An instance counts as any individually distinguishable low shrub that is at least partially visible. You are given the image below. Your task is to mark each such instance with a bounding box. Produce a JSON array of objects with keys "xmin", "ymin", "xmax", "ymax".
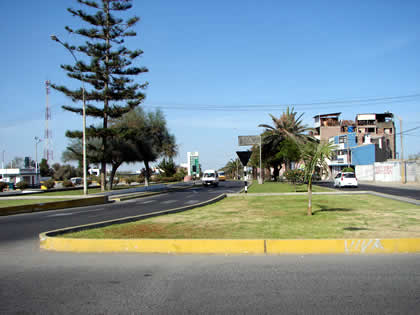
[
  {"xmin": 342, "ymin": 167, "xmax": 355, "ymax": 173},
  {"xmin": 284, "ymin": 169, "xmax": 305, "ymax": 191},
  {"xmin": 62, "ymin": 179, "xmax": 74, "ymax": 188},
  {"xmin": 44, "ymin": 179, "xmax": 56, "ymax": 189},
  {"xmin": 0, "ymin": 182, "xmax": 7, "ymax": 191},
  {"xmin": 125, "ymin": 175, "xmax": 140, "ymax": 185},
  {"xmin": 16, "ymin": 181, "xmax": 29, "ymax": 190}
]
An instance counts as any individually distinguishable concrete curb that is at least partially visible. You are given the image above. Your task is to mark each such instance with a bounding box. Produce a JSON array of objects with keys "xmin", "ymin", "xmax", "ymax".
[
  {"xmin": 227, "ymin": 191, "xmax": 372, "ymax": 197},
  {"xmin": 0, "ymin": 196, "xmax": 108, "ymax": 216},
  {"xmin": 40, "ymin": 236, "xmax": 420, "ymax": 254},
  {"xmin": 367, "ymin": 191, "xmax": 420, "ymax": 206},
  {"xmin": 227, "ymin": 191, "xmax": 420, "ymax": 205}
]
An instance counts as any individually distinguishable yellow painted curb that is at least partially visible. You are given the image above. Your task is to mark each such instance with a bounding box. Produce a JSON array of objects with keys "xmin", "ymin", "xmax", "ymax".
[
  {"xmin": 40, "ymin": 238, "xmax": 264, "ymax": 254},
  {"xmin": 266, "ymin": 238, "xmax": 420, "ymax": 254},
  {"xmin": 39, "ymin": 236, "xmax": 420, "ymax": 254}
]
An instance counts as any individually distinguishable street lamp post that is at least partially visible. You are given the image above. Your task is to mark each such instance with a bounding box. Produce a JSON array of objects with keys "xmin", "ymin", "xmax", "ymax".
[
  {"xmin": 51, "ymin": 35, "xmax": 88, "ymax": 195},
  {"xmin": 259, "ymin": 135, "xmax": 263, "ymax": 184},
  {"xmin": 397, "ymin": 116, "xmax": 405, "ymax": 184},
  {"xmin": 34, "ymin": 137, "xmax": 42, "ymax": 186}
]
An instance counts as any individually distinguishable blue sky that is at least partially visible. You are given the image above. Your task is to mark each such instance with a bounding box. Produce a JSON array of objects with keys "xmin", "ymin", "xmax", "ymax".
[{"xmin": 1, "ymin": 0, "xmax": 420, "ymax": 171}]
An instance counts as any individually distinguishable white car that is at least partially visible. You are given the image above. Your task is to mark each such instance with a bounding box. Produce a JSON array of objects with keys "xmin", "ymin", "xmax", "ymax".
[
  {"xmin": 333, "ymin": 172, "xmax": 358, "ymax": 188},
  {"xmin": 202, "ymin": 170, "xmax": 219, "ymax": 187}
]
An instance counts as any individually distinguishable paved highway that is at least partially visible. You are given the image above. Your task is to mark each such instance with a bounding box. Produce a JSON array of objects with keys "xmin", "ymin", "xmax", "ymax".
[
  {"xmin": 1, "ymin": 181, "xmax": 419, "ymax": 314},
  {"xmin": 316, "ymin": 181, "xmax": 420, "ymax": 200},
  {"xmin": 0, "ymin": 181, "xmax": 243, "ymax": 242}
]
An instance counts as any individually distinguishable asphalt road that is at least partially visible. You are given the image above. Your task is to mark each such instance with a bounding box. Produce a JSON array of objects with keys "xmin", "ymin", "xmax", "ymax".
[
  {"xmin": 1, "ymin": 180, "xmax": 420, "ymax": 314},
  {"xmin": 315, "ymin": 181, "xmax": 420, "ymax": 200},
  {"xmin": 0, "ymin": 181, "xmax": 243, "ymax": 243}
]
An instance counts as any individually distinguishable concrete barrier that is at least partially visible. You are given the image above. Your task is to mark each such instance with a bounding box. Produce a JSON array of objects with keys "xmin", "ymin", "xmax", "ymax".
[{"xmin": 0, "ymin": 196, "xmax": 108, "ymax": 216}]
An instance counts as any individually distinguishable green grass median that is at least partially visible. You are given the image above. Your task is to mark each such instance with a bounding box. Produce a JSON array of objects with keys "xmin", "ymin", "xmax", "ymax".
[
  {"xmin": 64, "ymin": 194, "xmax": 420, "ymax": 240},
  {"xmin": 41, "ymin": 188, "xmax": 102, "ymax": 196},
  {"xmin": 0, "ymin": 199, "xmax": 71, "ymax": 208},
  {"xmin": 247, "ymin": 182, "xmax": 332, "ymax": 193}
]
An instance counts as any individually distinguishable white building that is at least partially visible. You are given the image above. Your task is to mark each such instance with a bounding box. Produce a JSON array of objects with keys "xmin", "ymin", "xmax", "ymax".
[{"xmin": 0, "ymin": 168, "xmax": 40, "ymax": 186}]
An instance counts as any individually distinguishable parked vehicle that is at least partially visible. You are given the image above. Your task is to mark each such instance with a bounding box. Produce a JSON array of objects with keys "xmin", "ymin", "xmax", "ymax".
[
  {"xmin": 202, "ymin": 170, "xmax": 219, "ymax": 187},
  {"xmin": 70, "ymin": 177, "xmax": 83, "ymax": 186},
  {"xmin": 333, "ymin": 172, "xmax": 358, "ymax": 188},
  {"xmin": 218, "ymin": 171, "xmax": 226, "ymax": 181}
]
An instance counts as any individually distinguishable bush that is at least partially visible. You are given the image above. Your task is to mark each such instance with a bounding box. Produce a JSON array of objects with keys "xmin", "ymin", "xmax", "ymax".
[
  {"xmin": 16, "ymin": 181, "xmax": 29, "ymax": 190},
  {"xmin": 62, "ymin": 179, "xmax": 74, "ymax": 188},
  {"xmin": 44, "ymin": 179, "xmax": 56, "ymax": 189},
  {"xmin": 284, "ymin": 169, "xmax": 305, "ymax": 191},
  {"xmin": 124, "ymin": 176, "xmax": 139, "ymax": 185},
  {"xmin": 173, "ymin": 172, "xmax": 185, "ymax": 182},
  {"xmin": 0, "ymin": 182, "xmax": 7, "ymax": 191},
  {"xmin": 342, "ymin": 167, "xmax": 355, "ymax": 173}
]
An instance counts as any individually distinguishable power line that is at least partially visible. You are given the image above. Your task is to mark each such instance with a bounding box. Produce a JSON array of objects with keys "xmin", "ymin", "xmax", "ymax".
[
  {"xmin": 142, "ymin": 92, "xmax": 420, "ymax": 112},
  {"xmin": 396, "ymin": 126, "xmax": 420, "ymax": 135}
]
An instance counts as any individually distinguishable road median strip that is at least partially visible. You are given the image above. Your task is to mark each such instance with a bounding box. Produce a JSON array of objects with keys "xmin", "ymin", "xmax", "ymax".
[{"xmin": 40, "ymin": 191, "xmax": 420, "ymax": 255}]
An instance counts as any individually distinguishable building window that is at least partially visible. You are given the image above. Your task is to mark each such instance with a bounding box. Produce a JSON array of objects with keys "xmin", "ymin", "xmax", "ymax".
[{"xmin": 339, "ymin": 136, "xmax": 346, "ymax": 143}]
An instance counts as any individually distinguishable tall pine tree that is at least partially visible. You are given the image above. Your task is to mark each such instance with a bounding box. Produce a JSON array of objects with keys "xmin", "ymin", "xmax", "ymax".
[{"xmin": 51, "ymin": 0, "xmax": 148, "ymax": 191}]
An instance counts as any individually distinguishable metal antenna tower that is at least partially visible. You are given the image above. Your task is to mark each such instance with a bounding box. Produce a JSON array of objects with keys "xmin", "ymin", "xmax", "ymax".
[{"xmin": 44, "ymin": 80, "xmax": 53, "ymax": 161}]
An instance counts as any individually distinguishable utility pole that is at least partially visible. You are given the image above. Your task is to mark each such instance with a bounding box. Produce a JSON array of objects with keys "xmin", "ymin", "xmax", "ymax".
[
  {"xmin": 259, "ymin": 135, "xmax": 263, "ymax": 184},
  {"xmin": 398, "ymin": 116, "xmax": 405, "ymax": 184},
  {"xmin": 35, "ymin": 137, "xmax": 42, "ymax": 186},
  {"xmin": 51, "ymin": 35, "xmax": 88, "ymax": 195}
]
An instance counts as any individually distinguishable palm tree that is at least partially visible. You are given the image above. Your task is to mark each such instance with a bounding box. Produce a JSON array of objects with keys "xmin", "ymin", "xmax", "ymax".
[
  {"xmin": 301, "ymin": 141, "xmax": 336, "ymax": 215},
  {"xmin": 259, "ymin": 107, "xmax": 313, "ymax": 143},
  {"xmin": 259, "ymin": 107, "xmax": 313, "ymax": 170},
  {"xmin": 223, "ymin": 158, "xmax": 242, "ymax": 179}
]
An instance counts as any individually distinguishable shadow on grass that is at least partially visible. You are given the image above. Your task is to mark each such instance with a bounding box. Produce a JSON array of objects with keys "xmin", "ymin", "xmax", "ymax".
[
  {"xmin": 343, "ymin": 227, "xmax": 369, "ymax": 231},
  {"xmin": 313, "ymin": 204, "xmax": 352, "ymax": 215}
]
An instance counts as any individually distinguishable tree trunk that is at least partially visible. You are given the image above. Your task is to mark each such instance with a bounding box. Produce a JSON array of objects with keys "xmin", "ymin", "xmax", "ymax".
[
  {"xmin": 109, "ymin": 162, "xmax": 121, "ymax": 191},
  {"xmin": 144, "ymin": 160, "xmax": 150, "ymax": 187},
  {"xmin": 307, "ymin": 180, "xmax": 313, "ymax": 216},
  {"xmin": 101, "ymin": 162, "xmax": 106, "ymax": 192},
  {"xmin": 273, "ymin": 165, "xmax": 280, "ymax": 181}
]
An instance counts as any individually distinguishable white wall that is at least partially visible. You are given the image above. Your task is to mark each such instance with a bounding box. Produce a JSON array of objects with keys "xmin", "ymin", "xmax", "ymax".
[
  {"xmin": 356, "ymin": 161, "xmax": 419, "ymax": 183},
  {"xmin": 355, "ymin": 165, "xmax": 374, "ymax": 181},
  {"xmin": 374, "ymin": 162, "xmax": 400, "ymax": 182}
]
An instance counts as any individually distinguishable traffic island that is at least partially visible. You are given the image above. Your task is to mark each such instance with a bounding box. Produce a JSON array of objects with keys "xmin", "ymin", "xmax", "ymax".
[{"xmin": 40, "ymin": 193, "xmax": 420, "ymax": 254}]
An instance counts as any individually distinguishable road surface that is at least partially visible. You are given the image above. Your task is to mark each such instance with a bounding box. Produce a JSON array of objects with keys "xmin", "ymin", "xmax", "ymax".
[
  {"xmin": 1, "ymin": 181, "xmax": 419, "ymax": 314},
  {"xmin": 315, "ymin": 181, "xmax": 420, "ymax": 200}
]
